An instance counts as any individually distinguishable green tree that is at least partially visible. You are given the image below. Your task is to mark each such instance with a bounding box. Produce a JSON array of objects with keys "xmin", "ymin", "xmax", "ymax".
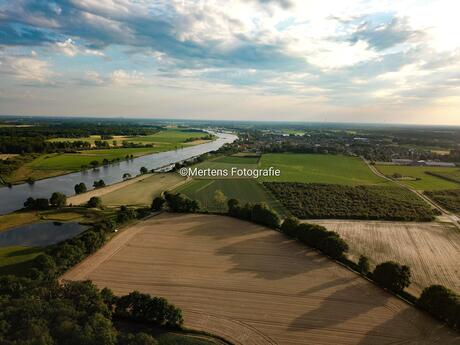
[
  {"xmin": 50, "ymin": 192, "xmax": 67, "ymax": 208},
  {"xmin": 280, "ymin": 217, "xmax": 300, "ymax": 237},
  {"xmin": 213, "ymin": 189, "xmax": 227, "ymax": 212},
  {"xmin": 140, "ymin": 166, "xmax": 148, "ymax": 174},
  {"xmin": 87, "ymin": 196, "xmax": 102, "ymax": 209},
  {"xmin": 74, "ymin": 182, "xmax": 87, "ymax": 195},
  {"xmin": 373, "ymin": 261, "xmax": 411, "ymax": 293},
  {"xmin": 416, "ymin": 285, "xmax": 460, "ymax": 330}
]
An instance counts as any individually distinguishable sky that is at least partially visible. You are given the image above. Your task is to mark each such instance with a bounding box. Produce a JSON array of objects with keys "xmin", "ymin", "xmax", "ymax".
[{"xmin": 0, "ymin": 0, "xmax": 459, "ymax": 125}]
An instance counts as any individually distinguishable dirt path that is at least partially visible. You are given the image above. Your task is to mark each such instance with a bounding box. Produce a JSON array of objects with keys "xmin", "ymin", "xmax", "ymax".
[{"xmin": 62, "ymin": 213, "xmax": 459, "ymax": 345}]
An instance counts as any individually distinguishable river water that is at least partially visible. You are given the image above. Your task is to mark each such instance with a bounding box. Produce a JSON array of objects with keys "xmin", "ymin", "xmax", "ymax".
[{"xmin": 0, "ymin": 132, "xmax": 236, "ymax": 215}]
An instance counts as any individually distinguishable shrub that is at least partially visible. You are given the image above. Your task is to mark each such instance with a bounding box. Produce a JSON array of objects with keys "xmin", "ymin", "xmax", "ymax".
[
  {"xmin": 151, "ymin": 196, "xmax": 165, "ymax": 211},
  {"xmin": 93, "ymin": 179, "xmax": 106, "ymax": 188},
  {"xmin": 87, "ymin": 196, "xmax": 102, "ymax": 209},
  {"xmin": 250, "ymin": 203, "xmax": 280, "ymax": 229},
  {"xmin": 358, "ymin": 255, "xmax": 370, "ymax": 274},
  {"xmin": 280, "ymin": 217, "xmax": 300, "ymax": 237},
  {"xmin": 164, "ymin": 192, "xmax": 200, "ymax": 213},
  {"xmin": 417, "ymin": 285, "xmax": 460, "ymax": 330},
  {"xmin": 373, "ymin": 261, "xmax": 411, "ymax": 293},
  {"xmin": 317, "ymin": 234, "xmax": 349, "ymax": 259}
]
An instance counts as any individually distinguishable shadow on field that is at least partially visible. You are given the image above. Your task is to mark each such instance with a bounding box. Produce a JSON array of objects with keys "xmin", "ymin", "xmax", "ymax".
[
  {"xmin": 218, "ymin": 233, "xmax": 330, "ymax": 280},
  {"xmin": 356, "ymin": 307, "xmax": 460, "ymax": 345},
  {"xmin": 288, "ymin": 284, "xmax": 391, "ymax": 333}
]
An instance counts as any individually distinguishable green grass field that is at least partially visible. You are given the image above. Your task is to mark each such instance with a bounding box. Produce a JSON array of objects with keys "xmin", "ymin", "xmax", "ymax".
[
  {"xmin": 175, "ymin": 179, "xmax": 286, "ymax": 216},
  {"xmin": 101, "ymin": 173, "xmax": 186, "ymax": 206},
  {"xmin": 376, "ymin": 165, "xmax": 460, "ymax": 190},
  {"xmin": 0, "ymin": 246, "xmax": 43, "ymax": 275},
  {"xmin": 125, "ymin": 129, "xmax": 210, "ymax": 145},
  {"xmin": 28, "ymin": 147, "xmax": 160, "ymax": 171},
  {"xmin": 192, "ymin": 155, "xmax": 259, "ymax": 178},
  {"xmin": 259, "ymin": 153, "xmax": 387, "ymax": 185},
  {"xmin": 25, "ymin": 129, "xmax": 213, "ymax": 176}
]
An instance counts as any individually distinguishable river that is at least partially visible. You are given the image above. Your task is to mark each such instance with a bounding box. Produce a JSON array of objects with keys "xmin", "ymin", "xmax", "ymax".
[{"xmin": 0, "ymin": 132, "xmax": 237, "ymax": 215}]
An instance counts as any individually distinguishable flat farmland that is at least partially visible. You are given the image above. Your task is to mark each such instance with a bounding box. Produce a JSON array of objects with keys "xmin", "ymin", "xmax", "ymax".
[
  {"xmin": 310, "ymin": 219, "xmax": 460, "ymax": 296},
  {"xmin": 174, "ymin": 179, "xmax": 286, "ymax": 215},
  {"xmin": 62, "ymin": 214, "xmax": 458, "ymax": 345},
  {"xmin": 101, "ymin": 173, "xmax": 186, "ymax": 206},
  {"xmin": 260, "ymin": 154, "xmax": 388, "ymax": 185},
  {"xmin": 376, "ymin": 164, "xmax": 460, "ymax": 190}
]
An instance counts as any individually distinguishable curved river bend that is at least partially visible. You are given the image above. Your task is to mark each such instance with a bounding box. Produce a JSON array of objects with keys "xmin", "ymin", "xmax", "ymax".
[{"xmin": 0, "ymin": 132, "xmax": 236, "ymax": 215}]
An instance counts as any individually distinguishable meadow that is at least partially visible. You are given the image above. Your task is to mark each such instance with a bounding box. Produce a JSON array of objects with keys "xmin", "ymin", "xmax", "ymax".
[
  {"xmin": 192, "ymin": 155, "xmax": 260, "ymax": 178},
  {"xmin": 61, "ymin": 213, "xmax": 458, "ymax": 345},
  {"xmin": 376, "ymin": 164, "xmax": 460, "ymax": 190},
  {"xmin": 174, "ymin": 178, "xmax": 286, "ymax": 215},
  {"xmin": 0, "ymin": 246, "xmax": 43, "ymax": 275},
  {"xmin": 259, "ymin": 153, "xmax": 387, "ymax": 185}
]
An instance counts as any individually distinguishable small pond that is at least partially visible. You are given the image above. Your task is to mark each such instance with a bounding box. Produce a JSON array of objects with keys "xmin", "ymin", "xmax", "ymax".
[{"xmin": 0, "ymin": 222, "xmax": 87, "ymax": 247}]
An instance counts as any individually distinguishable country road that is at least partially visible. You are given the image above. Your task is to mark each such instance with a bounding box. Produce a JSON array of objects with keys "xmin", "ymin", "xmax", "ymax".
[{"xmin": 362, "ymin": 157, "xmax": 460, "ymax": 229}]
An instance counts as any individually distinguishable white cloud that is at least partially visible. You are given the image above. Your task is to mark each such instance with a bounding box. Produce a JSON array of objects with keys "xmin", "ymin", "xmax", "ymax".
[{"xmin": 55, "ymin": 39, "xmax": 104, "ymax": 57}]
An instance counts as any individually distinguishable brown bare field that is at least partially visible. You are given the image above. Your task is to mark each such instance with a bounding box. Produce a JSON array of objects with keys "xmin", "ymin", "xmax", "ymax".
[
  {"xmin": 101, "ymin": 173, "xmax": 186, "ymax": 206},
  {"xmin": 62, "ymin": 214, "xmax": 459, "ymax": 345},
  {"xmin": 310, "ymin": 220, "xmax": 460, "ymax": 296},
  {"xmin": 0, "ymin": 154, "xmax": 18, "ymax": 160},
  {"xmin": 67, "ymin": 174, "xmax": 153, "ymax": 206}
]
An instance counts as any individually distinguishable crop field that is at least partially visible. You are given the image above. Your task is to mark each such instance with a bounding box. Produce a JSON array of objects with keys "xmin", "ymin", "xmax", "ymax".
[
  {"xmin": 61, "ymin": 213, "xmax": 458, "ymax": 345},
  {"xmin": 259, "ymin": 154, "xmax": 387, "ymax": 185},
  {"xmin": 376, "ymin": 164, "xmax": 460, "ymax": 190},
  {"xmin": 425, "ymin": 189, "xmax": 460, "ymax": 214},
  {"xmin": 174, "ymin": 179, "xmax": 286, "ymax": 215},
  {"xmin": 310, "ymin": 219, "xmax": 460, "ymax": 296},
  {"xmin": 101, "ymin": 173, "xmax": 186, "ymax": 206},
  {"xmin": 265, "ymin": 182, "xmax": 436, "ymax": 221}
]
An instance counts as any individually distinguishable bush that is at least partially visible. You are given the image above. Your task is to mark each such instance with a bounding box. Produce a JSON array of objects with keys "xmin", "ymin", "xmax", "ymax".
[
  {"xmin": 250, "ymin": 203, "xmax": 280, "ymax": 229},
  {"xmin": 280, "ymin": 217, "xmax": 300, "ymax": 237},
  {"xmin": 140, "ymin": 166, "xmax": 148, "ymax": 174},
  {"xmin": 417, "ymin": 285, "xmax": 460, "ymax": 330},
  {"xmin": 373, "ymin": 261, "xmax": 411, "ymax": 293},
  {"xmin": 317, "ymin": 234, "xmax": 349, "ymax": 259},
  {"xmin": 164, "ymin": 192, "xmax": 200, "ymax": 213},
  {"xmin": 87, "ymin": 196, "xmax": 102, "ymax": 209},
  {"xmin": 93, "ymin": 179, "xmax": 106, "ymax": 188},
  {"xmin": 117, "ymin": 206, "xmax": 138, "ymax": 223},
  {"xmin": 151, "ymin": 196, "xmax": 165, "ymax": 211},
  {"xmin": 358, "ymin": 255, "xmax": 370, "ymax": 274}
]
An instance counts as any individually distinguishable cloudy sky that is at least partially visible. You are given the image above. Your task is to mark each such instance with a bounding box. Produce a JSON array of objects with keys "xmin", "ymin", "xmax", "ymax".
[{"xmin": 0, "ymin": 0, "xmax": 459, "ymax": 125}]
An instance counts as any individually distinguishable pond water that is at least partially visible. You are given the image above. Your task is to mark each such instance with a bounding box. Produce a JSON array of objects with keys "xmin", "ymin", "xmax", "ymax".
[
  {"xmin": 0, "ymin": 132, "xmax": 237, "ymax": 215},
  {"xmin": 0, "ymin": 221, "xmax": 87, "ymax": 247}
]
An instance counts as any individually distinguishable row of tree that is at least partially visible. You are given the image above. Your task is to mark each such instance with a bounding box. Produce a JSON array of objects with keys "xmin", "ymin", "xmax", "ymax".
[
  {"xmin": 24, "ymin": 192, "xmax": 67, "ymax": 210},
  {"xmin": 280, "ymin": 217, "xmax": 349, "ymax": 259},
  {"xmin": 227, "ymin": 199, "xmax": 280, "ymax": 229}
]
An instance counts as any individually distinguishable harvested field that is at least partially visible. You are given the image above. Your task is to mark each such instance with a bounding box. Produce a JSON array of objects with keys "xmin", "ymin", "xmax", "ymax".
[
  {"xmin": 62, "ymin": 213, "xmax": 458, "ymax": 345},
  {"xmin": 310, "ymin": 219, "xmax": 460, "ymax": 296}
]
